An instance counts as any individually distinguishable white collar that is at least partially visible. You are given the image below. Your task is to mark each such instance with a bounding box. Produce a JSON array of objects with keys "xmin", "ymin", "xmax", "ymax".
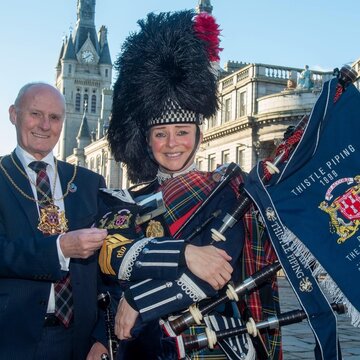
[
  {"xmin": 156, "ymin": 163, "xmax": 198, "ymax": 185},
  {"xmin": 15, "ymin": 145, "xmax": 55, "ymax": 171}
]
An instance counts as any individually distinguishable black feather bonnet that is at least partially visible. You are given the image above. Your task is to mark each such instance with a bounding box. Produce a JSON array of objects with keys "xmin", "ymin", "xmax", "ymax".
[{"xmin": 108, "ymin": 10, "xmax": 221, "ymax": 183}]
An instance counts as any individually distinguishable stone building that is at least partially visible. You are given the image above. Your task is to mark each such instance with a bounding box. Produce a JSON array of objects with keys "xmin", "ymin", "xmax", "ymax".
[
  {"xmin": 56, "ymin": 0, "xmax": 112, "ymax": 162},
  {"xmin": 196, "ymin": 63, "xmax": 333, "ymax": 173},
  {"xmin": 60, "ymin": 0, "xmax": 357, "ymax": 188}
]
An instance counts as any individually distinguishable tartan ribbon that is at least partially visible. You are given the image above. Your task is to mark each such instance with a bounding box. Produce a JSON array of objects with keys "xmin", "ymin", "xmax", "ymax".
[{"xmin": 28, "ymin": 161, "xmax": 74, "ymax": 327}]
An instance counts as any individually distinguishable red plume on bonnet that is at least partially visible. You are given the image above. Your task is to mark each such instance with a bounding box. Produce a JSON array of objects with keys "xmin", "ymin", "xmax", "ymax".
[{"xmin": 193, "ymin": 12, "xmax": 222, "ymax": 62}]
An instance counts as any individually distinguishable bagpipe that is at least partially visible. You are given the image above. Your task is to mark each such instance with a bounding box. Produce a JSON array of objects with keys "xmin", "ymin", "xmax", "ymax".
[
  {"xmin": 97, "ymin": 65, "xmax": 358, "ymax": 359},
  {"xmin": 159, "ymin": 64, "xmax": 358, "ymax": 359},
  {"xmin": 178, "ymin": 303, "xmax": 347, "ymax": 354}
]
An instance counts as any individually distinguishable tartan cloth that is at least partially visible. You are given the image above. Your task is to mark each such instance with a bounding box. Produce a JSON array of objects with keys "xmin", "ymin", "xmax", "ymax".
[
  {"xmin": 160, "ymin": 170, "xmax": 242, "ymax": 359},
  {"xmin": 159, "ymin": 169, "xmax": 281, "ymax": 359},
  {"xmin": 161, "ymin": 170, "xmax": 241, "ymax": 236},
  {"xmin": 29, "ymin": 161, "xmax": 52, "ymax": 206},
  {"xmin": 161, "ymin": 170, "xmax": 215, "ymax": 235},
  {"xmin": 28, "ymin": 161, "xmax": 74, "ymax": 327},
  {"xmin": 240, "ymin": 205, "xmax": 282, "ymax": 360}
]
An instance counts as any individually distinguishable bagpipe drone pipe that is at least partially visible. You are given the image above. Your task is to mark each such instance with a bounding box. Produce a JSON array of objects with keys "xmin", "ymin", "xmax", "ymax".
[
  {"xmin": 160, "ymin": 65, "xmax": 358, "ymax": 360},
  {"xmin": 177, "ymin": 303, "xmax": 347, "ymax": 356},
  {"xmin": 98, "ymin": 292, "xmax": 118, "ymax": 360}
]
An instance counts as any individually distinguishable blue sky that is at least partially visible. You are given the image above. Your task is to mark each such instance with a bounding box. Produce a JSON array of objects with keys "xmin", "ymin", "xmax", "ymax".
[{"xmin": 1, "ymin": 0, "xmax": 360, "ymax": 155}]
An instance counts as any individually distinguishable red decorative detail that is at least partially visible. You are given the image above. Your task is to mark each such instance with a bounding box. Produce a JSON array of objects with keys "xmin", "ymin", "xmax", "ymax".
[
  {"xmin": 334, "ymin": 189, "xmax": 360, "ymax": 221},
  {"xmin": 193, "ymin": 12, "xmax": 222, "ymax": 62},
  {"xmin": 334, "ymin": 84, "xmax": 343, "ymax": 103},
  {"xmin": 262, "ymin": 128, "xmax": 304, "ymax": 181}
]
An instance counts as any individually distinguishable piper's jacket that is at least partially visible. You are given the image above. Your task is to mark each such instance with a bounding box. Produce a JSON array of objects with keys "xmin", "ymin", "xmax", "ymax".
[{"xmin": 98, "ymin": 165, "xmax": 254, "ymax": 359}]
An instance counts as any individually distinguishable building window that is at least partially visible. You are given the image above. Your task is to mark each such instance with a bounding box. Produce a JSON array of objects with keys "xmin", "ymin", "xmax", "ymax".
[
  {"xmin": 105, "ymin": 68, "xmax": 109, "ymax": 77},
  {"xmin": 206, "ymin": 115, "xmax": 217, "ymax": 129},
  {"xmin": 237, "ymin": 90, "xmax": 246, "ymax": 117},
  {"xmin": 68, "ymin": 64, "xmax": 72, "ymax": 75},
  {"xmin": 236, "ymin": 146, "xmax": 245, "ymax": 167},
  {"xmin": 83, "ymin": 93, "xmax": 89, "ymax": 111},
  {"xmin": 208, "ymin": 154, "xmax": 216, "ymax": 171},
  {"xmin": 196, "ymin": 158, "xmax": 203, "ymax": 171},
  {"xmin": 102, "ymin": 152, "xmax": 108, "ymax": 177},
  {"xmin": 221, "ymin": 150, "xmax": 230, "ymax": 164},
  {"xmin": 96, "ymin": 155, "xmax": 101, "ymax": 174},
  {"xmin": 223, "ymin": 98, "xmax": 231, "ymax": 123},
  {"xmin": 75, "ymin": 93, "xmax": 81, "ymax": 112},
  {"xmin": 91, "ymin": 95, "xmax": 96, "ymax": 113}
]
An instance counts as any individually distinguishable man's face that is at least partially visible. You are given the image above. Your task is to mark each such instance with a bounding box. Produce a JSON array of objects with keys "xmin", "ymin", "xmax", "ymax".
[{"xmin": 9, "ymin": 84, "xmax": 65, "ymax": 160}]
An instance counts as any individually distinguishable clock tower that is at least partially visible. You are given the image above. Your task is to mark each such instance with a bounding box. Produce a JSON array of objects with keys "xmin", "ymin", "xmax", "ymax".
[{"xmin": 56, "ymin": 0, "xmax": 112, "ymax": 160}]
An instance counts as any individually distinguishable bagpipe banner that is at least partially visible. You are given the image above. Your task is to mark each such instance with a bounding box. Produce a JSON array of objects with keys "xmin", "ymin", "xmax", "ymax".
[{"xmin": 245, "ymin": 77, "xmax": 360, "ymax": 360}]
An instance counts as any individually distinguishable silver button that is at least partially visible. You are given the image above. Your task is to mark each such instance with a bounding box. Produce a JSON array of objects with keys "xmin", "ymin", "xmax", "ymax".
[
  {"xmin": 142, "ymin": 247, "xmax": 149, "ymax": 254},
  {"xmin": 176, "ymin": 293, "xmax": 183, "ymax": 300},
  {"xmin": 135, "ymin": 261, "xmax": 142, "ymax": 268},
  {"xmin": 165, "ymin": 282, "xmax": 173, "ymax": 288}
]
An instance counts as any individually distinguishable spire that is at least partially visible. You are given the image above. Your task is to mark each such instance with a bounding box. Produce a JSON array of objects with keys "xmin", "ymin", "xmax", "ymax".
[
  {"xmin": 73, "ymin": 0, "xmax": 99, "ymax": 54},
  {"xmin": 196, "ymin": 0, "xmax": 213, "ymax": 14},
  {"xmin": 98, "ymin": 26, "xmax": 112, "ymax": 64},
  {"xmin": 77, "ymin": 102, "xmax": 91, "ymax": 148},
  {"xmin": 63, "ymin": 35, "xmax": 77, "ymax": 60},
  {"xmin": 76, "ymin": 0, "xmax": 96, "ymax": 24},
  {"xmin": 56, "ymin": 39, "xmax": 65, "ymax": 68}
]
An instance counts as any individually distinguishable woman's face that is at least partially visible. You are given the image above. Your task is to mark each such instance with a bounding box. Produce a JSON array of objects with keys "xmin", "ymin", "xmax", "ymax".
[{"xmin": 148, "ymin": 123, "xmax": 201, "ymax": 173}]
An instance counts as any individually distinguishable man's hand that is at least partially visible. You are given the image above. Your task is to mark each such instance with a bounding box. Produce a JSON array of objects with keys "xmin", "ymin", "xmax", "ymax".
[
  {"xmin": 60, "ymin": 228, "xmax": 107, "ymax": 258},
  {"xmin": 185, "ymin": 244, "xmax": 233, "ymax": 290},
  {"xmin": 86, "ymin": 341, "xmax": 108, "ymax": 360},
  {"xmin": 115, "ymin": 297, "xmax": 139, "ymax": 340}
]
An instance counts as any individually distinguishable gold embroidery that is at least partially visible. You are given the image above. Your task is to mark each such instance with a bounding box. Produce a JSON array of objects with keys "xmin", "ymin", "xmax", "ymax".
[{"xmin": 146, "ymin": 220, "xmax": 164, "ymax": 237}]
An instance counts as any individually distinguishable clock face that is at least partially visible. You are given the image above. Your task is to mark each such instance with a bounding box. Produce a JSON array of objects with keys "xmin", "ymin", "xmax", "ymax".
[{"xmin": 82, "ymin": 50, "xmax": 95, "ymax": 63}]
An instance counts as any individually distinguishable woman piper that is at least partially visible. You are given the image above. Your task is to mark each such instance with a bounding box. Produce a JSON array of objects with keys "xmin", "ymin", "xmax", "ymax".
[{"xmin": 99, "ymin": 10, "xmax": 281, "ymax": 360}]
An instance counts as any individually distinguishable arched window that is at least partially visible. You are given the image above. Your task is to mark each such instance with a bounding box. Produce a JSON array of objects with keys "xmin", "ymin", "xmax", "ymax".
[
  {"xmin": 75, "ymin": 93, "xmax": 81, "ymax": 112},
  {"xmin": 105, "ymin": 69, "xmax": 109, "ymax": 77},
  {"xmin": 83, "ymin": 94, "xmax": 89, "ymax": 111},
  {"xmin": 91, "ymin": 95, "xmax": 96, "ymax": 113}
]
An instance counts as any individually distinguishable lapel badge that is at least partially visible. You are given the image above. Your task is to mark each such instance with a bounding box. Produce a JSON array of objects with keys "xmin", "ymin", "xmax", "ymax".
[
  {"xmin": 146, "ymin": 220, "xmax": 164, "ymax": 237},
  {"xmin": 69, "ymin": 183, "xmax": 77, "ymax": 193}
]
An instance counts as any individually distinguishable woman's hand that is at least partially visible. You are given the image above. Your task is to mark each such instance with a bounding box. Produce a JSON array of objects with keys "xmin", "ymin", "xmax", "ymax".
[
  {"xmin": 114, "ymin": 297, "xmax": 139, "ymax": 340},
  {"xmin": 185, "ymin": 244, "xmax": 233, "ymax": 290}
]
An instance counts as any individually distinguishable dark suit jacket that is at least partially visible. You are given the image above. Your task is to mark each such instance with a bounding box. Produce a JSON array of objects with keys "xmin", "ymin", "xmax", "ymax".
[{"xmin": 0, "ymin": 152, "xmax": 107, "ymax": 359}]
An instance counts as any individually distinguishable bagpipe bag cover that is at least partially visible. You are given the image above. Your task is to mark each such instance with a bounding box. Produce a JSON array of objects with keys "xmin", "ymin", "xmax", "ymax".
[{"xmin": 245, "ymin": 78, "xmax": 360, "ymax": 359}]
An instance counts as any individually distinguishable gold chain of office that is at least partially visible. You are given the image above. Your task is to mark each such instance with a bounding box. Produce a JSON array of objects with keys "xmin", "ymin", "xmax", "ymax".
[
  {"xmin": 0, "ymin": 154, "xmax": 78, "ymax": 234},
  {"xmin": 0, "ymin": 153, "xmax": 77, "ymax": 203}
]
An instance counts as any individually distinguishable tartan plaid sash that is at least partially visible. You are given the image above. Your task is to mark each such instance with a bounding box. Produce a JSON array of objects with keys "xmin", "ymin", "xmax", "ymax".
[
  {"xmin": 29, "ymin": 161, "xmax": 74, "ymax": 327},
  {"xmin": 161, "ymin": 171, "xmax": 215, "ymax": 236}
]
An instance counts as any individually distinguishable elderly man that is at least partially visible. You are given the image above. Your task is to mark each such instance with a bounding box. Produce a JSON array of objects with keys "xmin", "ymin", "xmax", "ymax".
[{"xmin": 0, "ymin": 82, "xmax": 110, "ymax": 359}]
